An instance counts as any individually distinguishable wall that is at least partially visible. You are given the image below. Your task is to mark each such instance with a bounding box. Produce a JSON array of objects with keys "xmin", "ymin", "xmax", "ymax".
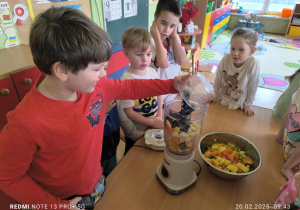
[
  {"xmin": 7, "ymin": 0, "xmax": 91, "ymax": 45},
  {"xmin": 149, "ymin": 1, "xmax": 158, "ymax": 29},
  {"xmin": 90, "ymin": 0, "xmax": 105, "ymax": 29},
  {"xmin": 228, "ymin": 14, "xmax": 289, "ymax": 34}
]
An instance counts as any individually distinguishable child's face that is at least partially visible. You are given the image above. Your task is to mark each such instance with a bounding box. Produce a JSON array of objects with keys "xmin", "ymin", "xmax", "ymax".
[
  {"xmin": 155, "ymin": 11, "xmax": 179, "ymax": 40},
  {"xmin": 124, "ymin": 46, "xmax": 153, "ymax": 71},
  {"xmin": 230, "ymin": 37, "xmax": 256, "ymax": 68},
  {"xmin": 67, "ymin": 61, "xmax": 108, "ymax": 93}
]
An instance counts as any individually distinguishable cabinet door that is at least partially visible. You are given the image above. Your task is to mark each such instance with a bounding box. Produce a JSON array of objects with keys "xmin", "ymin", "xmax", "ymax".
[
  {"xmin": 0, "ymin": 76, "xmax": 19, "ymax": 131},
  {"xmin": 12, "ymin": 66, "xmax": 41, "ymax": 101}
]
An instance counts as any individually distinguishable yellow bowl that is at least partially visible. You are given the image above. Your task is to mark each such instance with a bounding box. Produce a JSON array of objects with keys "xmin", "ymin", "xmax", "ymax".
[{"xmin": 198, "ymin": 132, "xmax": 262, "ymax": 180}]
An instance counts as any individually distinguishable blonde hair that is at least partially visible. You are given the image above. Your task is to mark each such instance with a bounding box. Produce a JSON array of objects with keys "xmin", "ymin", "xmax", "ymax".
[
  {"xmin": 121, "ymin": 27, "xmax": 155, "ymax": 51},
  {"xmin": 231, "ymin": 28, "xmax": 258, "ymax": 49}
]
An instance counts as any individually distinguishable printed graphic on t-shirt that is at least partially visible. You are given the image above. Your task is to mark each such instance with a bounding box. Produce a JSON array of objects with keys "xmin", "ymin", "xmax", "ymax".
[
  {"xmin": 221, "ymin": 70, "xmax": 243, "ymax": 102},
  {"xmin": 287, "ymin": 104, "xmax": 300, "ymax": 142},
  {"xmin": 133, "ymin": 96, "xmax": 158, "ymax": 118},
  {"xmin": 86, "ymin": 94, "xmax": 103, "ymax": 128},
  {"xmin": 167, "ymin": 52, "xmax": 175, "ymax": 65},
  {"xmin": 283, "ymin": 103, "xmax": 300, "ymax": 173}
]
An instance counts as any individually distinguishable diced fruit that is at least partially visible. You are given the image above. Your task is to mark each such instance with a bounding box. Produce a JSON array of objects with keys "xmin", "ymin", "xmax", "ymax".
[
  {"xmin": 211, "ymin": 159, "xmax": 220, "ymax": 167},
  {"xmin": 243, "ymin": 156, "xmax": 253, "ymax": 165},
  {"xmin": 226, "ymin": 164, "xmax": 238, "ymax": 173},
  {"xmin": 212, "ymin": 144, "xmax": 218, "ymax": 150},
  {"xmin": 224, "ymin": 159, "xmax": 231, "ymax": 166},
  {"xmin": 228, "ymin": 142, "xmax": 235, "ymax": 148},
  {"xmin": 202, "ymin": 141, "xmax": 254, "ymax": 174},
  {"xmin": 237, "ymin": 162, "xmax": 250, "ymax": 173},
  {"xmin": 166, "ymin": 120, "xmax": 171, "ymax": 128},
  {"xmin": 218, "ymin": 146, "xmax": 226, "ymax": 154}
]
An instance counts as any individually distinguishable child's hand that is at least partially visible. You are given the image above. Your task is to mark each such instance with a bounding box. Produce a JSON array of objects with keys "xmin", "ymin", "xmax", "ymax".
[
  {"xmin": 105, "ymin": 100, "xmax": 116, "ymax": 114},
  {"xmin": 150, "ymin": 21, "xmax": 161, "ymax": 41},
  {"xmin": 208, "ymin": 97, "xmax": 217, "ymax": 103},
  {"xmin": 150, "ymin": 117, "xmax": 164, "ymax": 129},
  {"xmin": 281, "ymin": 167, "xmax": 295, "ymax": 180},
  {"xmin": 174, "ymin": 74, "xmax": 192, "ymax": 91},
  {"xmin": 276, "ymin": 132, "xmax": 284, "ymax": 144},
  {"xmin": 68, "ymin": 197, "xmax": 82, "ymax": 210},
  {"xmin": 170, "ymin": 23, "xmax": 178, "ymax": 40},
  {"xmin": 243, "ymin": 106, "xmax": 255, "ymax": 116}
]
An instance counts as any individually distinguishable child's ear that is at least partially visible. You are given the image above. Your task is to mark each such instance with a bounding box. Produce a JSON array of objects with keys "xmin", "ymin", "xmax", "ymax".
[
  {"xmin": 250, "ymin": 47, "xmax": 257, "ymax": 56},
  {"xmin": 123, "ymin": 49, "xmax": 129, "ymax": 58},
  {"xmin": 53, "ymin": 62, "xmax": 69, "ymax": 81}
]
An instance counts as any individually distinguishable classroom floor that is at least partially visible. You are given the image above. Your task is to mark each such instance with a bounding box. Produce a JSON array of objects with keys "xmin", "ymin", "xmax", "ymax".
[{"xmin": 115, "ymin": 86, "xmax": 283, "ymax": 164}]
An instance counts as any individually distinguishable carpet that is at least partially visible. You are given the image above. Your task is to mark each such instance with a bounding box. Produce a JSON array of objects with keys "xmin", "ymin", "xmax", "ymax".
[{"xmin": 199, "ymin": 30, "xmax": 300, "ymax": 91}]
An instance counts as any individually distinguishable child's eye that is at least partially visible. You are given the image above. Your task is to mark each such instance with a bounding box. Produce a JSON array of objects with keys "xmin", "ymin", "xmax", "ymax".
[
  {"xmin": 239, "ymin": 49, "xmax": 244, "ymax": 52},
  {"xmin": 231, "ymin": 48, "xmax": 235, "ymax": 51},
  {"xmin": 136, "ymin": 54, "xmax": 142, "ymax": 56}
]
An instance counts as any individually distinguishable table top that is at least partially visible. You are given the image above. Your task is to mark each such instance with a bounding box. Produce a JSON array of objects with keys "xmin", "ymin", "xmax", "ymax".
[
  {"xmin": 96, "ymin": 103, "xmax": 285, "ymax": 210},
  {"xmin": 178, "ymin": 29, "xmax": 202, "ymax": 38},
  {"xmin": 184, "ymin": 42, "xmax": 200, "ymax": 51}
]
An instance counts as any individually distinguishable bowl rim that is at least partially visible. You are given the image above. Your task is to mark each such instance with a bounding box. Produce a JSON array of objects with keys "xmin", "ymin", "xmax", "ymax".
[{"xmin": 198, "ymin": 132, "xmax": 262, "ymax": 176}]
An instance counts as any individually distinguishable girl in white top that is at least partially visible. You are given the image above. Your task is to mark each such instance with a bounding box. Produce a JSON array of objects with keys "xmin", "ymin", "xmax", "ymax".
[{"xmin": 208, "ymin": 28, "xmax": 260, "ymax": 116}]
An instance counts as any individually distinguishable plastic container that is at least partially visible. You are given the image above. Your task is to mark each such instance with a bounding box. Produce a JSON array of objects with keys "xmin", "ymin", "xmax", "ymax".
[
  {"xmin": 163, "ymin": 73, "xmax": 215, "ymax": 155},
  {"xmin": 207, "ymin": 2, "xmax": 214, "ymax": 13},
  {"xmin": 288, "ymin": 26, "xmax": 300, "ymax": 36},
  {"xmin": 281, "ymin": 8, "xmax": 292, "ymax": 18}
]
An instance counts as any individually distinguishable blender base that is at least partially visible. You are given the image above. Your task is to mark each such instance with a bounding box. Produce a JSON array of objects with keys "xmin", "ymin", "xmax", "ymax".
[{"xmin": 156, "ymin": 165, "xmax": 197, "ymax": 195}]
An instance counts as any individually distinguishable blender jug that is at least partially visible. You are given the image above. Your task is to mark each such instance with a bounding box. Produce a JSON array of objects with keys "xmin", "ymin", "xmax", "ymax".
[
  {"xmin": 164, "ymin": 72, "xmax": 213, "ymax": 155},
  {"xmin": 156, "ymin": 73, "xmax": 214, "ymax": 194}
]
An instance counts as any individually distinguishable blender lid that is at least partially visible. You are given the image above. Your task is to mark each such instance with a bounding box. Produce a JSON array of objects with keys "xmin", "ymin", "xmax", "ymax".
[
  {"xmin": 145, "ymin": 129, "xmax": 165, "ymax": 151},
  {"xmin": 178, "ymin": 72, "xmax": 215, "ymax": 107}
]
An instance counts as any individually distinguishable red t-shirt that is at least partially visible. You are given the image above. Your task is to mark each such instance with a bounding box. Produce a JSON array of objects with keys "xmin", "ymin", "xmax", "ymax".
[{"xmin": 0, "ymin": 76, "xmax": 177, "ymax": 207}]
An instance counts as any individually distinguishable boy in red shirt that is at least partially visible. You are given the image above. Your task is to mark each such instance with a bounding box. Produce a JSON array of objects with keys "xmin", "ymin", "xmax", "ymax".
[{"xmin": 0, "ymin": 7, "xmax": 189, "ymax": 209}]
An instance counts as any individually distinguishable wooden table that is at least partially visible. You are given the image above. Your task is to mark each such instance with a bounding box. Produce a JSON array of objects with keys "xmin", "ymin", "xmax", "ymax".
[{"xmin": 96, "ymin": 103, "xmax": 285, "ymax": 210}]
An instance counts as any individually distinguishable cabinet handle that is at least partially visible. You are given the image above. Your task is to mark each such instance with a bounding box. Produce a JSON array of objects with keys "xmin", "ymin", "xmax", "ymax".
[
  {"xmin": 23, "ymin": 78, "xmax": 32, "ymax": 85},
  {"xmin": 1, "ymin": 88, "xmax": 10, "ymax": 96}
]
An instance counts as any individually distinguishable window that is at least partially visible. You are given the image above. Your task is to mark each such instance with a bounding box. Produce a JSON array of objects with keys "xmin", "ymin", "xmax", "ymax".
[{"xmin": 235, "ymin": 0, "xmax": 297, "ymax": 14}]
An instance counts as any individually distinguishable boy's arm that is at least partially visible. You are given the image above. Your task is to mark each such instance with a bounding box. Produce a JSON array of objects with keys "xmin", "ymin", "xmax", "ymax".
[
  {"xmin": 150, "ymin": 21, "xmax": 169, "ymax": 69},
  {"xmin": 170, "ymin": 27, "xmax": 187, "ymax": 65},
  {"xmin": 124, "ymin": 107, "xmax": 163, "ymax": 129},
  {"xmin": 156, "ymin": 95, "xmax": 163, "ymax": 119},
  {"xmin": 117, "ymin": 101, "xmax": 143, "ymax": 141}
]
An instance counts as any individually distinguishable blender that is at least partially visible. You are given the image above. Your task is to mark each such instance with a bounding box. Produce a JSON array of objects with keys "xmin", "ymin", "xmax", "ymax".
[{"xmin": 156, "ymin": 73, "xmax": 214, "ymax": 194}]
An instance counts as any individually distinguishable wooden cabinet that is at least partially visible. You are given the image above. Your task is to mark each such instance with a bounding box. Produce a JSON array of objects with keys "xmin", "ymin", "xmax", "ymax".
[
  {"xmin": 285, "ymin": 3, "xmax": 300, "ymax": 39},
  {"xmin": 12, "ymin": 66, "xmax": 41, "ymax": 101},
  {"xmin": 194, "ymin": 0, "xmax": 232, "ymax": 49},
  {"xmin": 0, "ymin": 67, "xmax": 41, "ymax": 131},
  {"xmin": 0, "ymin": 76, "xmax": 20, "ymax": 130}
]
